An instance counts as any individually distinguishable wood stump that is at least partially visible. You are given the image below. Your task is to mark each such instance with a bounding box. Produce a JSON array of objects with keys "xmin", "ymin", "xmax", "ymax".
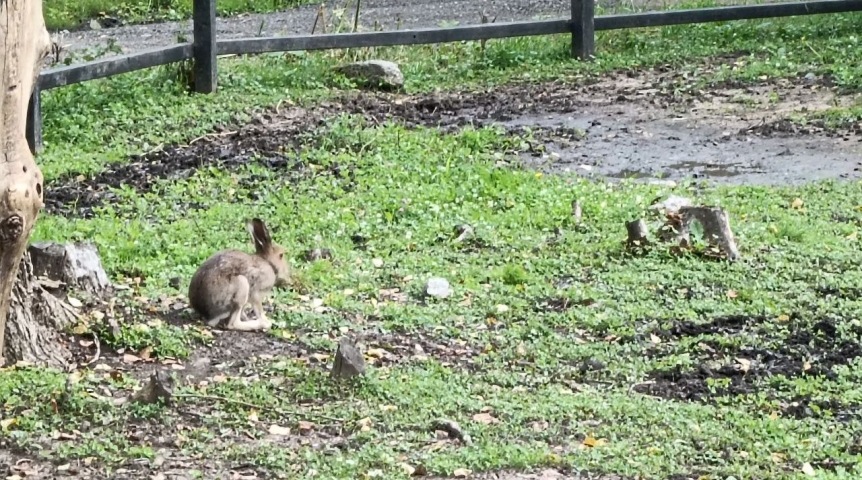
[{"xmin": 3, "ymin": 242, "xmax": 111, "ymax": 367}]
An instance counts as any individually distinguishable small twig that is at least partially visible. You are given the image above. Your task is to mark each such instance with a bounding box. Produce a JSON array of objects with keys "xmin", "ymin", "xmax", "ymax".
[
  {"xmin": 187, "ymin": 130, "xmax": 238, "ymax": 146},
  {"xmin": 85, "ymin": 333, "xmax": 101, "ymax": 366},
  {"xmin": 173, "ymin": 393, "xmax": 346, "ymax": 422}
]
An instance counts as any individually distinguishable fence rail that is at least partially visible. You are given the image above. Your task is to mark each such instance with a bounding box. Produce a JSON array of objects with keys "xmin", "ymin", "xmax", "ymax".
[{"xmin": 26, "ymin": 0, "xmax": 862, "ymax": 153}]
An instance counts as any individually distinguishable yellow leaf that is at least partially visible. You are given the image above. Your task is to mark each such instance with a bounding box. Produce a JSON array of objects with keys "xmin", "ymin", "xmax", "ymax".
[
  {"xmin": 1, "ymin": 417, "xmax": 17, "ymax": 430},
  {"xmin": 582, "ymin": 435, "xmax": 606, "ymax": 447},
  {"xmin": 248, "ymin": 410, "xmax": 259, "ymax": 422},
  {"xmin": 801, "ymin": 462, "xmax": 816, "ymax": 476},
  {"xmin": 379, "ymin": 405, "xmax": 398, "ymax": 412},
  {"xmin": 846, "ymin": 231, "xmax": 858, "ymax": 240},
  {"xmin": 365, "ymin": 348, "xmax": 387, "ymax": 359},
  {"xmin": 726, "ymin": 289, "xmax": 739, "ymax": 299},
  {"xmin": 777, "ymin": 314, "xmax": 790, "ymax": 322},
  {"xmin": 791, "ymin": 198, "xmax": 804, "ymax": 210}
]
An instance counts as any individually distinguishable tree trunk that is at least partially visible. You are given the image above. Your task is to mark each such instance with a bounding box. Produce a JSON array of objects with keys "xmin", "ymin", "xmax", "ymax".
[
  {"xmin": 3, "ymin": 251, "xmax": 78, "ymax": 367},
  {"xmin": 0, "ymin": 1, "xmax": 52, "ymax": 365}
]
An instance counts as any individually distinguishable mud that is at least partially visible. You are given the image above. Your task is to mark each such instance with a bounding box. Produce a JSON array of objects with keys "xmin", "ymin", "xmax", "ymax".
[
  {"xmin": 634, "ymin": 314, "xmax": 862, "ymax": 420},
  {"xmin": 44, "ymin": 71, "xmax": 862, "ymax": 218}
]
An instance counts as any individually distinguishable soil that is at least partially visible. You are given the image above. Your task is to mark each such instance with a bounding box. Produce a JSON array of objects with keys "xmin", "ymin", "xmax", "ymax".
[
  {"xmin": 634, "ymin": 314, "xmax": 862, "ymax": 420},
  {"xmin": 44, "ymin": 68, "xmax": 862, "ymax": 217}
]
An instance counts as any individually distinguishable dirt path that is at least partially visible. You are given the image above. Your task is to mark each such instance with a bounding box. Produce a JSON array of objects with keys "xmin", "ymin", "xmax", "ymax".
[{"xmin": 56, "ymin": 0, "xmax": 570, "ymax": 60}]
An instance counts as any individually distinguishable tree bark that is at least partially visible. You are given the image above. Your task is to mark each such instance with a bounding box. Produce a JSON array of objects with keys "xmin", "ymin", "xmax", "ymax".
[
  {"xmin": 0, "ymin": 1, "xmax": 52, "ymax": 365},
  {"xmin": 3, "ymin": 251, "xmax": 78, "ymax": 367}
]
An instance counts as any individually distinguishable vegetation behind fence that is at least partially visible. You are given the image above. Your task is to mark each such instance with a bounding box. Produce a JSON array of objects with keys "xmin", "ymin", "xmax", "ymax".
[{"xmin": 25, "ymin": 0, "xmax": 862, "ymax": 153}]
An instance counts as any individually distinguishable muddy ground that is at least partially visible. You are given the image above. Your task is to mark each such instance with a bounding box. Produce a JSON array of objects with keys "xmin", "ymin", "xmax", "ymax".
[{"xmin": 44, "ymin": 65, "xmax": 862, "ymax": 218}]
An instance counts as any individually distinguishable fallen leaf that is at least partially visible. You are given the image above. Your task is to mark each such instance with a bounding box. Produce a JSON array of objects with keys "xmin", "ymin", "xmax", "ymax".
[
  {"xmin": 91, "ymin": 310, "xmax": 105, "ymax": 321},
  {"xmin": 495, "ymin": 304, "xmax": 509, "ymax": 314},
  {"xmin": 139, "ymin": 346, "xmax": 153, "ymax": 360},
  {"xmin": 123, "ymin": 353, "xmax": 141, "ymax": 364},
  {"xmin": 453, "ymin": 468, "xmax": 472, "ymax": 478},
  {"xmin": 582, "ymin": 435, "xmax": 606, "ymax": 447},
  {"xmin": 801, "ymin": 462, "xmax": 816, "ymax": 476},
  {"xmin": 372, "ymin": 258, "xmax": 384, "ymax": 268},
  {"xmin": 366, "ymin": 348, "xmax": 388, "ymax": 359},
  {"xmin": 472, "ymin": 412, "xmax": 500, "ymax": 425},
  {"xmin": 803, "ymin": 361, "xmax": 812, "ymax": 371},
  {"xmin": 79, "ymin": 339, "xmax": 94, "ymax": 347},
  {"xmin": 649, "ymin": 333, "xmax": 662, "ymax": 344},
  {"xmin": 380, "ymin": 405, "xmax": 398, "ymax": 412},
  {"xmin": 356, "ymin": 417, "xmax": 373, "ymax": 432},
  {"xmin": 398, "ymin": 463, "xmax": 416, "ymax": 476},
  {"xmin": 516, "ymin": 342, "xmax": 527, "ymax": 357},
  {"xmin": 791, "ymin": 198, "xmax": 804, "ymax": 210},
  {"xmin": 72, "ymin": 323, "xmax": 89, "ymax": 335},
  {"xmin": 777, "ymin": 314, "xmax": 790, "ymax": 322},
  {"xmin": 847, "ymin": 231, "xmax": 858, "ymax": 240},
  {"xmin": 298, "ymin": 421, "xmax": 315, "ymax": 432},
  {"xmin": 736, "ymin": 358, "xmax": 752, "ymax": 373},
  {"xmin": 726, "ymin": 289, "xmax": 739, "ymax": 299},
  {"xmin": 1, "ymin": 418, "xmax": 16, "ymax": 430},
  {"xmin": 248, "ymin": 410, "xmax": 259, "ymax": 422},
  {"xmin": 268, "ymin": 424, "xmax": 291, "ymax": 436},
  {"xmin": 67, "ymin": 297, "xmax": 83, "ymax": 308}
]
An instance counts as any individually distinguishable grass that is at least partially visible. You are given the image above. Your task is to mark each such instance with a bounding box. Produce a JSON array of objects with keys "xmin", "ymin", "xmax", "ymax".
[{"xmin": 4, "ymin": 6, "xmax": 862, "ymax": 480}]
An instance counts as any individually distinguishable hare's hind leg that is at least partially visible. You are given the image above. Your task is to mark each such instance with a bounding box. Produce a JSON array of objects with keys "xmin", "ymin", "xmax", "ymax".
[{"xmin": 225, "ymin": 275, "xmax": 269, "ymax": 331}]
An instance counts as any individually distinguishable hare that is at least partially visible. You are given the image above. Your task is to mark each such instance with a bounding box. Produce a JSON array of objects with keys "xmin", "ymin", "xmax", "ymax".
[{"xmin": 188, "ymin": 219, "xmax": 290, "ymax": 331}]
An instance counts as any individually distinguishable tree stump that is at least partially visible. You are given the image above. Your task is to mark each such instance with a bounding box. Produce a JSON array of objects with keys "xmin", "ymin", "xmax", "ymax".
[
  {"xmin": 677, "ymin": 206, "xmax": 741, "ymax": 261},
  {"xmin": 3, "ymin": 243, "xmax": 112, "ymax": 367},
  {"xmin": 29, "ymin": 241, "xmax": 111, "ymax": 296},
  {"xmin": 330, "ymin": 336, "xmax": 366, "ymax": 380}
]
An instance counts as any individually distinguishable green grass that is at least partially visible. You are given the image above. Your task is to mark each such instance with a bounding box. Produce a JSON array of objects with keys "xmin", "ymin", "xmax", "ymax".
[
  {"xmin": 4, "ymin": 7, "xmax": 862, "ymax": 480},
  {"xmin": 44, "ymin": 0, "xmax": 315, "ymax": 30}
]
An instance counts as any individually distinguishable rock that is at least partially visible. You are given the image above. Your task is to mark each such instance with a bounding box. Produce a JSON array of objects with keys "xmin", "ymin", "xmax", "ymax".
[
  {"xmin": 89, "ymin": 19, "xmax": 102, "ymax": 30},
  {"xmin": 131, "ymin": 371, "xmax": 174, "ymax": 405},
  {"xmin": 454, "ymin": 224, "xmax": 474, "ymax": 242},
  {"xmin": 330, "ymin": 337, "xmax": 366, "ymax": 380},
  {"xmin": 28, "ymin": 241, "xmax": 111, "ymax": 296},
  {"xmin": 424, "ymin": 277, "xmax": 451, "ymax": 299},
  {"xmin": 302, "ymin": 248, "xmax": 333, "ymax": 262},
  {"xmin": 336, "ymin": 60, "xmax": 404, "ymax": 91}
]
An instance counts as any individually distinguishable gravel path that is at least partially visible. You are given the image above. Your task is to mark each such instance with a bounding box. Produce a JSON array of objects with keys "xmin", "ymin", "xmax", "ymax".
[{"xmin": 57, "ymin": 0, "xmax": 577, "ymax": 60}]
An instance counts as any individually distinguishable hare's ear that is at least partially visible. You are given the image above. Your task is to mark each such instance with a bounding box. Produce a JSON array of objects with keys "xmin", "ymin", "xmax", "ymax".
[{"xmin": 247, "ymin": 218, "xmax": 272, "ymax": 254}]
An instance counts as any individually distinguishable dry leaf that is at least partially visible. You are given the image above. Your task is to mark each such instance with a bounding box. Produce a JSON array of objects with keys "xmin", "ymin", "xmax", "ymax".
[
  {"xmin": 248, "ymin": 410, "xmax": 259, "ymax": 422},
  {"xmin": 372, "ymin": 258, "xmax": 384, "ymax": 268},
  {"xmin": 736, "ymin": 358, "xmax": 752, "ymax": 373},
  {"xmin": 366, "ymin": 348, "xmax": 388, "ymax": 359},
  {"xmin": 380, "ymin": 405, "xmax": 398, "ymax": 412},
  {"xmin": 268, "ymin": 424, "xmax": 291, "ymax": 436},
  {"xmin": 803, "ymin": 361, "xmax": 812, "ymax": 371},
  {"xmin": 649, "ymin": 333, "xmax": 662, "ymax": 344},
  {"xmin": 1, "ymin": 418, "xmax": 16, "ymax": 430},
  {"xmin": 726, "ymin": 289, "xmax": 739, "ymax": 299},
  {"xmin": 139, "ymin": 346, "xmax": 153, "ymax": 360},
  {"xmin": 298, "ymin": 421, "xmax": 315, "ymax": 432},
  {"xmin": 453, "ymin": 468, "xmax": 472, "ymax": 478},
  {"xmin": 791, "ymin": 198, "xmax": 804, "ymax": 210},
  {"xmin": 79, "ymin": 339, "xmax": 94, "ymax": 348},
  {"xmin": 801, "ymin": 462, "xmax": 816, "ymax": 476},
  {"xmin": 777, "ymin": 314, "xmax": 790, "ymax": 322},
  {"xmin": 472, "ymin": 412, "xmax": 500, "ymax": 425},
  {"xmin": 67, "ymin": 297, "xmax": 83, "ymax": 308},
  {"xmin": 122, "ymin": 353, "xmax": 141, "ymax": 364},
  {"xmin": 495, "ymin": 304, "xmax": 509, "ymax": 314},
  {"xmin": 582, "ymin": 435, "xmax": 606, "ymax": 447}
]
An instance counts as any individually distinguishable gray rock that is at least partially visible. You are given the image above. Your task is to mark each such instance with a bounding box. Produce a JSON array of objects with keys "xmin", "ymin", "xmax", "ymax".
[
  {"xmin": 425, "ymin": 277, "xmax": 451, "ymax": 299},
  {"xmin": 336, "ymin": 60, "xmax": 404, "ymax": 91}
]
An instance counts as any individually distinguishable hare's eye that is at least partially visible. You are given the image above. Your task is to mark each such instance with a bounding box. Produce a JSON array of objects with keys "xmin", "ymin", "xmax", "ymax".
[{"xmin": 279, "ymin": 253, "xmax": 284, "ymax": 259}]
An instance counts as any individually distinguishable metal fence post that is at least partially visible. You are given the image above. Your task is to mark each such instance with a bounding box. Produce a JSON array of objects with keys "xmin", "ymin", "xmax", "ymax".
[
  {"xmin": 26, "ymin": 85, "xmax": 43, "ymax": 155},
  {"xmin": 193, "ymin": 0, "xmax": 217, "ymax": 93},
  {"xmin": 571, "ymin": 0, "xmax": 595, "ymax": 60}
]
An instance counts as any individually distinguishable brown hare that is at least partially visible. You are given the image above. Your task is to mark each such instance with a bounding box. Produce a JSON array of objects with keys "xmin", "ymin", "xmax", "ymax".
[{"xmin": 188, "ymin": 219, "xmax": 290, "ymax": 331}]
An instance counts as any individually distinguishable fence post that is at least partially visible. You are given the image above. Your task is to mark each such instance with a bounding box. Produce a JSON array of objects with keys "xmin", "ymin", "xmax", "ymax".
[
  {"xmin": 571, "ymin": 0, "xmax": 595, "ymax": 60},
  {"xmin": 193, "ymin": 0, "xmax": 217, "ymax": 93},
  {"xmin": 26, "ymin": 85, "xmax": 43, "ymax": 155}
]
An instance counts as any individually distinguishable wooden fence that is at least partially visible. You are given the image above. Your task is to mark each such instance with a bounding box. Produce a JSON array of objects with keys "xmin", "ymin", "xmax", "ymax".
[{"xmin": 25, "ymin": 0, "xmax": 862, "ymax": 154}]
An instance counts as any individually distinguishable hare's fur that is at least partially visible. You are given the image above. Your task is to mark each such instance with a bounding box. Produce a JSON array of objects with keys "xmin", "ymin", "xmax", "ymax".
[{"xmin": 188, "ymin": 219, "xmax": 290, "ymax": 331}]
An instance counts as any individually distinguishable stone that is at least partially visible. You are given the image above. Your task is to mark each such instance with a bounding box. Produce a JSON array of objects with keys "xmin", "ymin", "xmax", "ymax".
[
  {"xmin": 336, "ymin": 60, "xmax": 404, "ymax": 91},
  {"xmin": 425, "ymin": 277, "xmax": 451, "ymax": 299},
  {"xmin": 28, "ymin": 241, "xmax": 111, "ymax": 296}
]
